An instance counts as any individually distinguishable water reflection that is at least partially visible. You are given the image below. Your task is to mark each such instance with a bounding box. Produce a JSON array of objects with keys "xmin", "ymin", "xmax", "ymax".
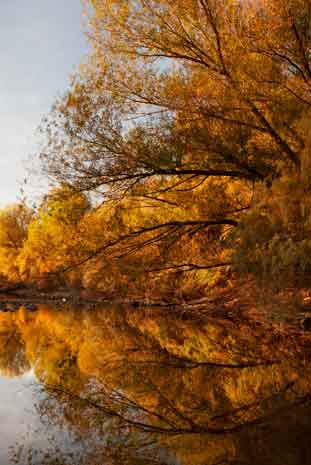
[{"xmin": 0, "ymin": 304, "xmax": 310, "ymax": 464}]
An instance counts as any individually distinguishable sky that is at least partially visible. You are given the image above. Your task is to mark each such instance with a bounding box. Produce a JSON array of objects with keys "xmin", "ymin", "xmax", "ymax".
[{"xmin": 0, "ymin": 0, "xmax": 88, "ymax": 206}]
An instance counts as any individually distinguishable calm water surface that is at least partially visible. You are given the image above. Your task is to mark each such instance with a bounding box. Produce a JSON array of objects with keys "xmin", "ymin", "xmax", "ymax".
[{"xmin": 0, "ymin": 303, "xmax": 311, "ymax": 465}]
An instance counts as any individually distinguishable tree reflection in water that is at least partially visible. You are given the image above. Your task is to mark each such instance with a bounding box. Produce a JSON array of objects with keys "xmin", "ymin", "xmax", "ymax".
[
  {"xmin": 0, "ymin": 314, "xmax": 30, "ymax": 378},
  {"xmin": 0, "ymin": 304, "xmax": 310, "ymax": 465}
]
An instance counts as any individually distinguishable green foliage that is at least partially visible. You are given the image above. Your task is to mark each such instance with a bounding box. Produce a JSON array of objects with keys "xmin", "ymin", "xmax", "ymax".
[{"xmin": 232, "ymin": 175, "xmax": 311, "ymax": 286}]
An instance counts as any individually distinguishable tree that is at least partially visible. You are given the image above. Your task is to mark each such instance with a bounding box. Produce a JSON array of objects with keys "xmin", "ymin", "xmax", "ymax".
[
  {"xmin": 18, "ymin": 186, "xmax": 90, "ymax": 288},
  {"xmin": 0, "ymin": 204, "xmax": 33, "ymax": 282},
  {"xmin": 38, "ymin": 0, "xmax": 311, "ymax": 291}
]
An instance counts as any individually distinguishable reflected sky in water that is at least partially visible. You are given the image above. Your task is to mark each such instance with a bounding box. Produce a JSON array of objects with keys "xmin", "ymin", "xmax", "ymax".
[
  {"xmin": 0, "ymin": 371, "xmax": 40, "ymax": 464},
  {"xmin": 0, "ymin": 367, "xmax": 83, "ymax": 464}
]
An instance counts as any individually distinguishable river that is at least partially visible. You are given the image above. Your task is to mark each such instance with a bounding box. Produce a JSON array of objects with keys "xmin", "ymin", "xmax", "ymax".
[{"xmin": 0, "ymin": 302, "xmax": 310, "ymax": 465}]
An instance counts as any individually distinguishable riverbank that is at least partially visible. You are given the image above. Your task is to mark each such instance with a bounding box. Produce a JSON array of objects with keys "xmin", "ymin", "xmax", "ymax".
[{"xmin": 1, "ymin": 280, "xmax": 311, "ymax": 345}]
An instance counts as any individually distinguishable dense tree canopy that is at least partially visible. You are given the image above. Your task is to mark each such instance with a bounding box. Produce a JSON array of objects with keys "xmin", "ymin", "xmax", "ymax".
[
  {"xmin": 42, "ymin": 0, "xmax": 311, "ymax": 186},
  {"xmin": 1, "ymin": 0, "xmax": 311, "ymax": 298}
]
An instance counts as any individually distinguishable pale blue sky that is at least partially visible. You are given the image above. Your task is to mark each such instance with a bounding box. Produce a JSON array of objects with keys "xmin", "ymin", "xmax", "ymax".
[{"xmin": 0, "ymin": 0, "xmax": 87, "ymax": 206}]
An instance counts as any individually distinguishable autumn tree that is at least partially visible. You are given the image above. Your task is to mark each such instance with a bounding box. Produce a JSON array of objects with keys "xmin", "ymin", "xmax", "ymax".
[
  {"xmin": 38, "ymin": 0, "xmax": 311, "ymax": 291},
  {"xmin": 0, "ymin": 204, "xmax": 33, "ymax": 282},
  {"xmin": 18, "ymin": 186, "xmax": 90, "ymax": 288}
]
